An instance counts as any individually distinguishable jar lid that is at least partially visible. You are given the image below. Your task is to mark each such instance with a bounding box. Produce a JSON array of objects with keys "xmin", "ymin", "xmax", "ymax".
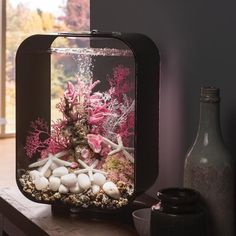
[
  {"xmin": 157, "ymin": 187, "xmax": 200, "ymax": 205},
  {"xmin": 155, "ymin": 188, "xmax": 203, "ymax": 214}
]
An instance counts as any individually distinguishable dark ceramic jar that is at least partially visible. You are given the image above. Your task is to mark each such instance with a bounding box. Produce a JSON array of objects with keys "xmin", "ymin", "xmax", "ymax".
[{"xmin": 150, "ymin": 188, "xmax": 207, "ymax": 236}]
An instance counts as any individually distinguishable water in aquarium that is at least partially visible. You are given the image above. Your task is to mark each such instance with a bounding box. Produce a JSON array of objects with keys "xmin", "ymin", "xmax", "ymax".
[{"xmin": 19, "ymin": 37, "xmax": 136, "ymax": 210}]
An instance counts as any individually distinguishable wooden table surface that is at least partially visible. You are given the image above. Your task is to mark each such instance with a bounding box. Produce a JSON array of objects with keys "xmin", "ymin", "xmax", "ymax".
[{"xmin": 0, "ymin": 187, "xmax": 138, "ymax": 236}]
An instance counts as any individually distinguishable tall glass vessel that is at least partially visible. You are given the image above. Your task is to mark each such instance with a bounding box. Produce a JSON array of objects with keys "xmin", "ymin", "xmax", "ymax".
[{"xmin": 184, "ymin": 87, "xmax": 235, "ymax": 236}]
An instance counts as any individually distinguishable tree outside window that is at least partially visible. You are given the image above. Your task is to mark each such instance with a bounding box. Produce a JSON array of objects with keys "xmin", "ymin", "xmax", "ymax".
[{"xmin": 0, "ymin": 0, "xmax": 89, "ymax": 136}]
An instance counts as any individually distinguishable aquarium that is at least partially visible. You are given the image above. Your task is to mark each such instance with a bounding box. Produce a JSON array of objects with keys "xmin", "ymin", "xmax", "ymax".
[{"xmin": 16, "ymin": 32, "xmax": 159, "ymax": 213}]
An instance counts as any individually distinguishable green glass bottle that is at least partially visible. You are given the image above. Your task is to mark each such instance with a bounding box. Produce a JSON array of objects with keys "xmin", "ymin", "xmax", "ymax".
[{"xmin": 184, "ymin": 87, "xmax": 235, "ymax": 236}]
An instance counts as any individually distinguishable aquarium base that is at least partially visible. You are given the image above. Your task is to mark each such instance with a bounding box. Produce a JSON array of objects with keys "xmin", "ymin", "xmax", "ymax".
[
  {"xmin": 51, "ymin": 193, "xmax": 157, "ymax": 223},
  {"xmin": 51, "ymin": 203, "xmax": 133, "ymax": 223}
]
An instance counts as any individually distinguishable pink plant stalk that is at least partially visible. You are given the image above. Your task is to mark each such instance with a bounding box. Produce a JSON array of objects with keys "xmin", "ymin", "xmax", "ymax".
[{"xmin": 64, "ymin": 82, "xmax": 78, "ymax": 104}]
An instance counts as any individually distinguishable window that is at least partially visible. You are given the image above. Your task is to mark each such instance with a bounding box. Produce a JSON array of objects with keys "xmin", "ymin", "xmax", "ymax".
[{"xmin": 0, "ymin": 0, "xmax": 89, "ymax": 137}]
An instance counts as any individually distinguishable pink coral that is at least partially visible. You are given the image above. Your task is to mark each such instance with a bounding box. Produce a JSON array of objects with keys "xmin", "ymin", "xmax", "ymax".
[
  {"xmin": 76, "ymin": 79, "xmax": 100, "ymax": 103},
  {"xmin": 88, "ymin": 105, "xmax": 111, "ymax": 125},
  {"xmin": 64, "ymin": 82, "xmax": 78, "ymax": 103},
  {"xmin": 56, "ymin": 79, "xmax": 101, "ymax": 122},
  {"xmin": 87, "ymin": 134, "xmax": 103, "ymax": 153},
  {"xmin": 50, "ymin": 120, "xmax": 70, "ymax": 153},
  {"xmin": 24, "ymin": 117, "xmax": 71, "ymax": 159},
  {"xmin": 89, "ymin": 92, "xmax": 103, "ymax": 106}
]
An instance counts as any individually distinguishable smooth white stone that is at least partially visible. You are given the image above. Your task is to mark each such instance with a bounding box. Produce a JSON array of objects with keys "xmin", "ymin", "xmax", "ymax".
[
  {"xmin": 59, "ymin": 184, "xmax": 69, "ymax": 194},
  {"xmin": 61, "ymin": 173, "xmax": 77, "ymax": 187},
  {"xmin": 91, "ymin": 185, "xmax": 100, "ymax": 195},
  {"xmin": 69, "ymin": 183, "xmax": 81, "ymax": 193},
  {"xmin": 29, "ymin": 170, "xmax": 40, "ymax": 181},
  {"xmin": 93, "ymin": 173, "xmax": 106, "ymax": 186},
  {"xmin": 103, "ymin": 181, "xmax": 120, "ymax": 199},
  {"xmin": 77, "ymin": 173, "xmax": 91, "ymax": 190},
  {"xmin": 49, "ymin": 176, "xmax": 61, "ymax": 192},
  {"xmin": 50, "ymin": 162, "xmax": 59, "ymax": 170},
  {"xmin": 34, "ymin": 177, "xmax": 49, "ymax": 190},
  {"xmin": 52, "ymin": 166, "xmax": 68, "ymax": 177}
]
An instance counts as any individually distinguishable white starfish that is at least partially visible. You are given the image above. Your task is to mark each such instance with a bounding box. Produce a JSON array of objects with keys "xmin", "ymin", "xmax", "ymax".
[
  {"xmin": 102, "ymin": 135, "xmax": 134, "ymax": 163},
  {"xmin": 74, "ymin": 159, "xmax": 107, "ymax": 181},
  {"xmin": 28, "ymin": 151, "xmax": 71, "ymax": 177}
]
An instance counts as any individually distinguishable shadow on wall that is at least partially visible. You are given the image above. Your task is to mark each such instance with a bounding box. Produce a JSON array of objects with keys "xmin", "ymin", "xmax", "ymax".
[{"xmin": 91, "ymin": 0, "xmax": 236, "ymax": 197}]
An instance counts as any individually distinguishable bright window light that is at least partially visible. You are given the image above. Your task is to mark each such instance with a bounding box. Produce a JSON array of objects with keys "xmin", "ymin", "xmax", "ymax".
[{"xmin": 0, "ymin": 0, "xmax": 89, "ymax": 136}]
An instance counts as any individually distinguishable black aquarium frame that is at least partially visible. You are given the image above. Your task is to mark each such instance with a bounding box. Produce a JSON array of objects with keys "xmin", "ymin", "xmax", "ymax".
[{"xmin": 16, "ymin": 31, "xmax": 160, "ymax": 205}]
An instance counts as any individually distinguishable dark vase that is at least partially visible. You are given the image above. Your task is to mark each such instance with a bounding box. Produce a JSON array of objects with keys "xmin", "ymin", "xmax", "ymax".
[
  {"xmin": 150, "ymin": 188, "xmax": 207, "ymax": 236},
  {"xmin": 184, "ymin": 87, "xmax": 235, "ymax": 236}
]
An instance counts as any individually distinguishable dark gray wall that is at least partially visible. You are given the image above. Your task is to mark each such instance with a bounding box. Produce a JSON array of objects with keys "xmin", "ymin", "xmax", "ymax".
[{"xmin": 91, "ymin": 0, "xmax": 236, "ymax": 197}]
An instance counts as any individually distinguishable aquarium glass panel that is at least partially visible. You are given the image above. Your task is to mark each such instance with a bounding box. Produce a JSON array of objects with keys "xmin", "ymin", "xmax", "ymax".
[{"xmin": 19, "ymin": 36, "xmax": 135, "ymax": 210}]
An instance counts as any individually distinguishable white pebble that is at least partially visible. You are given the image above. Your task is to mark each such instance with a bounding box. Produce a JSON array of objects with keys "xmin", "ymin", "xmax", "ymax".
[
  {"xmin": 34, "ymin": 177, "xmax": 49, "ymax": 190},
  {"xmin": 91, "ymin": 185, "xmax": 100, "ymax": 195},
  {"xmin": 58, "ymin": 184, "xmax": 69, "ymax": 194},
  {"xmin": 69, "ymin": 183, "xmax": 81, "ymax": 193},
  {"xmin": 29, "ymin": 170, "xmax": 40, "ymax": 181},
  {"xmin": 77, "ymin": 173, "xmax": 91, "ymax": 190},
  {"xmin": 93, "ymin": 173, "xmax": 106, "ymax": 186},
  {"xmin": 61, "ymin": 173, "xmax": 77, "ymax": 187},
  {"xmin": 49, "ymin": 176, "xmax": 61, "ymax": 192},
  {"xmin": 52, "ymin": 166, "xmax": 68, "ymax": 177},
  {"xmin": 103, "ymin": 181, "xmax": 120, "ymax": 199}
]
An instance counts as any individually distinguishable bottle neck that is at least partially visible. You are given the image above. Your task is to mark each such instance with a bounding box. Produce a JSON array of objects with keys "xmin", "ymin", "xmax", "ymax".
[{"xmin": 196, "ymin": 101, "xmax": 223, "ymax": 144}]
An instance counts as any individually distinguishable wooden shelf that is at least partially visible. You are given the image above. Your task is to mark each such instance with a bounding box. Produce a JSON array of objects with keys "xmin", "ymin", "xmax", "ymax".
[{"xmin": 0, "ymin": 187, "xmax": 137, "ymax": 236}]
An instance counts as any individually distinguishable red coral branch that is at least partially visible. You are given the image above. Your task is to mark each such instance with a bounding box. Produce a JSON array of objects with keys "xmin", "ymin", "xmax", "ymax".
[
  {"xmin": 24, "ymin": 118, "xmax": 50, "ymax": 158},
  {"xmin": 117, "ymin": 111, "xmax": 135, "ymax": 146},
  {"xmin": 109, "ymin": 65, "xmax": 134, "ymax": 102},
  {"xmin": 50, "ymin": 119, "xmax": 70, "ymax": 153}
]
